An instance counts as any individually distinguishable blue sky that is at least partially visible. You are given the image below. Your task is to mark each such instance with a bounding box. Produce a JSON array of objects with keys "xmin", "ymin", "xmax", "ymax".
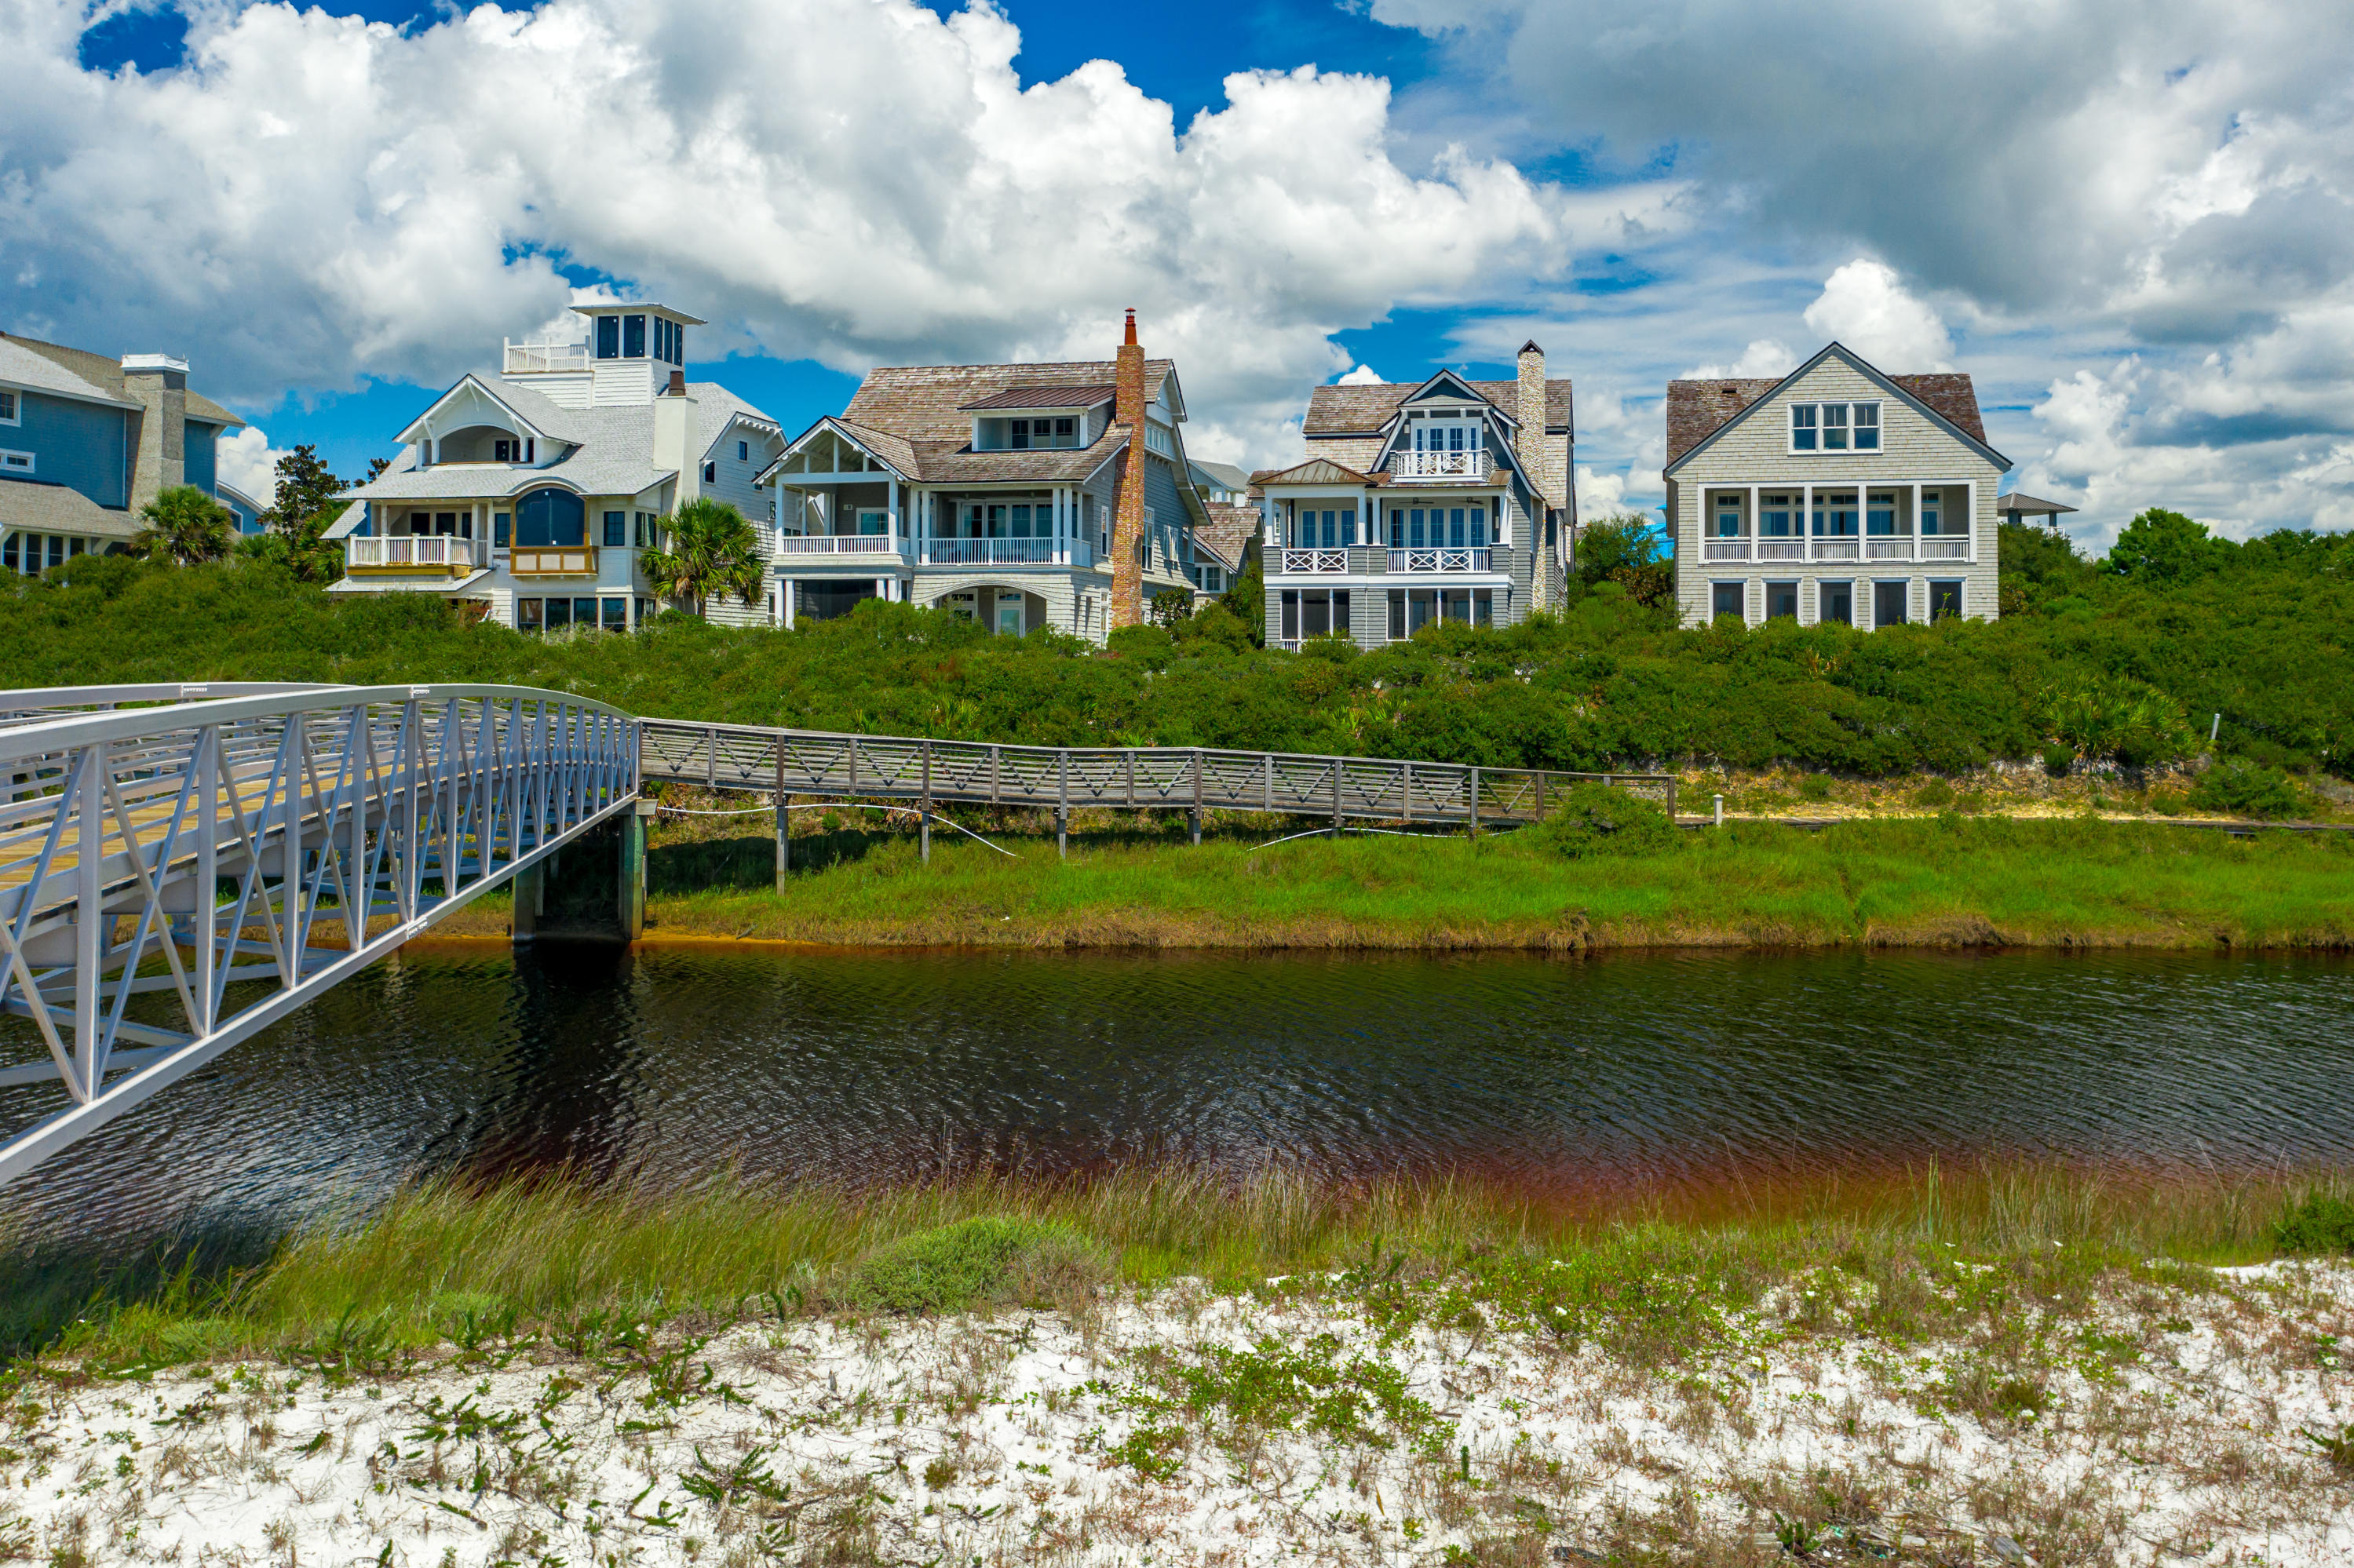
[{"xmin": 20, "ymin": 0, "xmax": 2354, "ymax": 539}]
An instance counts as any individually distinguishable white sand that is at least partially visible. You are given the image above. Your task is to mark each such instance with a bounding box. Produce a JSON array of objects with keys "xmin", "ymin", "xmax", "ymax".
[{"xmin": 5, "ymin": 1260, "xmax": 2349, "ymax": 1566}]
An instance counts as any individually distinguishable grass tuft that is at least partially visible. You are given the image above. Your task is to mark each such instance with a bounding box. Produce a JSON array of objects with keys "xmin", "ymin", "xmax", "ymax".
[{"xmin": 829, "ymin": 1216, "xmax": 1105, "ymax": 1315}]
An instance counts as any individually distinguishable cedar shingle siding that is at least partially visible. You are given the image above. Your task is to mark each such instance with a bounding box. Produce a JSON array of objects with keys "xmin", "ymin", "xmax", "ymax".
[{"xmin": 1663, "ymin": 345, "xmax": 2008, "ymax": 631}]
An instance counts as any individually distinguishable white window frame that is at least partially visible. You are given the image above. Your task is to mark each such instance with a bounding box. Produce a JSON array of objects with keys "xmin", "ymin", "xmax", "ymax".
[
  {"xmin": 0, "ymin": 449, "xmax": 32, "ymax": 476},
  {"xmin": 0, "ymin": 390, "xmax": 18, "ymax": 426},
  {"xmin": 1788, "ymin": 401, "xmax": 1882, "ymax": 454}
]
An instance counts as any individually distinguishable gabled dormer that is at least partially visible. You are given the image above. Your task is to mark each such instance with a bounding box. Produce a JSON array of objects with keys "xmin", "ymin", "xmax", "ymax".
[
  {"xmin": 397, "ymin": 377, "xmax": 568, "ymax": 469},
  {"xmin": 958, "ymin": 385, "xmax": 1115, "ymax": 451},
  {"xmin": 1374, "ymin": 370, "xmax": 1517, "ymax": 480}
]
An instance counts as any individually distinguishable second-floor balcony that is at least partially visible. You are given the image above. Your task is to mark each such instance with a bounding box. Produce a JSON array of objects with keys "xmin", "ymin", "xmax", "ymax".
[
  {"xmin": 1280, "ymin": 549, "xmax": 1349, "ymax": 574},
  {"xmin": 509, "ymin": 545, "xmax": 600, "ymax": 576},
  {"xmin": 918, "ymin": 538, "xmax": 1095, "ymax": 568},
  {"xmin": 776, "ymin": 533, "xmax": 914, "ymax": 559},
  {"xmin": 1701, "ymin": 533, "xmax": 1971, "ymax": 564},
  {"xmin": 1389, "ymin": 547, "xmax": 1491, "ymax": 574},
  {"xmin": 1389, "ymin": 449, "xmax": 1493, "ymax": 483},
  {"xmin": 347, "ymin": 536, "xmax": 474, "ymax": 574}
]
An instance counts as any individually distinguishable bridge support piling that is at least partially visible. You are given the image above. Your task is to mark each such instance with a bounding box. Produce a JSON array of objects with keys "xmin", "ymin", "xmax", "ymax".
[
  {"xmin": 513, "ymin": 862, "xmax": 540, "ymax": 943},
  {"xmin": 619, "ymin": 800, "xmax": 651, "ymax": 941}
]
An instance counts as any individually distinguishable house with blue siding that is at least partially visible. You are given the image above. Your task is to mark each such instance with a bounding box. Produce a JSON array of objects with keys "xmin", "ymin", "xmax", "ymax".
[
  {"xmin": 753, "ymin": 312, "xmax": 1207, "ymax": 640},
  {"xmin": 0, "ymin": 333, "xmax": 245, "ymax": 575}
]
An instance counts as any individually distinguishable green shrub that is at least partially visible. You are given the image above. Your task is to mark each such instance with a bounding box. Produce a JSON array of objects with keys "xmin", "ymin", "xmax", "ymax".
[
  {"xmin": 1911, "ymin": 778, "xmax": 1956, "ymax": 808},
  {"xmin": 1531, "ymin": 782, "xmax": 1679, "ymax": 859},
  {"xmin": 1797, "ymin": 776, "xmax": 1832, "ymax": 803},
  {"xmin": 831, "ymin": 1216, "xmax": 1106, "ymax": 1315},
  {"xmin": 2042, "ymin": 745, "xmax": 2075, "ymax": 779},
  {"xmin": 2189, "ymin": 760, "xmax": 2303, "ymax": 819},
  {"xmin": 2272, "ymin": 1194, "xmax": 2354, "ymax": 1256}
]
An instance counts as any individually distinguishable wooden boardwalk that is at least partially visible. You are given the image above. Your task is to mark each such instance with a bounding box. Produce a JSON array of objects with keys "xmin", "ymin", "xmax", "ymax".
[{"xmin": 637, "ymin": 719, "xmax": 1675, "ymax": 830}]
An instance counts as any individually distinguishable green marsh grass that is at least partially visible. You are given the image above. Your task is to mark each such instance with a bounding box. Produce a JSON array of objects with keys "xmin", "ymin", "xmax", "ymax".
[
  {"xmin": 13, "ymin": 1159, "xmax": 2350, "ymax": 1367},
  {"xmin": 613, "ymin": 811, "xmax": 2354, "ymax": 950}
]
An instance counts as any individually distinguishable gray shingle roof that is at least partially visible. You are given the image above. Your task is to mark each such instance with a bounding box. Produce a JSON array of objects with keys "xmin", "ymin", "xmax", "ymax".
[
  {"xmin": 349, "ymin": 379, "xmax": 773, "ymax": 508},
  {"xmin": 1194, "ymin": 502, "xmax": 1259, "ymax": 570},
  {"xmin": 1664, "ymin": 366, "xmax": 1987, "ymax": 467},
  {"xmin": 0, "ymin": 336, "xmax": 141, "ymax": 410},
  {"xmin": 0, "ymin": 478, "xmax": 141, "ymax": 538},
  {"xmin": 1303, "ymin": 376, "xmax": 1573, "ymax": 436},
  {"xmin": 0, "ymin": 333, "xmax": 243, "ymax": 425}
]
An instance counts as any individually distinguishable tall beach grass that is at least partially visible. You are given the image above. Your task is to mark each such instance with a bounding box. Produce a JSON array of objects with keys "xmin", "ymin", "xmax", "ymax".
[{"xmin": 12, "ymin": 1158, "xmax": 2349, "ymax": 1366}]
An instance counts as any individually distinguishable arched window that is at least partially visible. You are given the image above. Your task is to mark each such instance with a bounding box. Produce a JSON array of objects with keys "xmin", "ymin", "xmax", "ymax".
[{"xmin": 514, "ymin": 488, "xmax": 585, "ymax": 548}]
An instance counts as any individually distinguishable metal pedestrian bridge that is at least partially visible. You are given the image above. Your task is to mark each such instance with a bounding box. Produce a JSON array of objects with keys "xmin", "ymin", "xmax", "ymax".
[
  {"xmin": 0, "ymin": 682, "xmax": 1668, "ymax": 1189},
  {"xmin": 0, "ymin": 683, "xmax": 637, "ymax": 1187}
]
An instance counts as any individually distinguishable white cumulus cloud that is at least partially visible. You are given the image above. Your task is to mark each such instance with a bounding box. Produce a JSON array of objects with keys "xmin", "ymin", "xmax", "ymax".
[
  {"xmin": 1802, "ymin": 261, "xmax": 1953, "ymax": 372},
  {"xmin": 1, "ymin": 0, "xmax": 1682, "ymax": 469}
]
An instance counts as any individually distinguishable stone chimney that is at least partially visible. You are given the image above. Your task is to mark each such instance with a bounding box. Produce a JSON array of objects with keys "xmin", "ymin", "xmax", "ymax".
[
  {"xmin": 653, "ymin": 369, "xmax": 699, "ymax": 506},
  {"xmin": 1514, "ymin": 340, "xmax": 1557, "ymax": 603},
  {"xmin": 1109, "ymin": 308, "xmax": 1148, "ymax": 630},
  {"xmin": 120, "ymin": 353, "xmax": 189, "ymax": 513}
]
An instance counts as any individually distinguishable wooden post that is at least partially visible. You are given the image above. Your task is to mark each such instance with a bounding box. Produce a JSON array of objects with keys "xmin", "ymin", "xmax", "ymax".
[
  {"xmin": 1057, "ymin": 750, "xmax": 1069, "ymax": 859},
  {"xmin": 1191, "ymin": 749, "xmax": 1203, "ymax": 845},
  {"xmin": 1469, "ymin": 765, "xmax": 1480, "ymax": 838},
  {"xmin": 1402, "ymin": 760, "xmax": 1413, "ymax": 825},
  {"xmin": 706, "ymin": 726, "xmax": 717, "ymax": 787},
  {"xmin": 1536, "ymin": 771, "xmax": 1546, "ymax": 821},
  {"xmin": 786, "ymin": 749, "xmax": 805, "ymax": 890},
  {"xmin": 920, "ymin": 739, "xmax": 932, "ymax": 863},
  {"xmin": 1331, "ymin": 757, "xmax": 1343, "ymax": 836},
  {"xmin": 619, "ymin": 800, "xmax": 649, "ymax": 940}
]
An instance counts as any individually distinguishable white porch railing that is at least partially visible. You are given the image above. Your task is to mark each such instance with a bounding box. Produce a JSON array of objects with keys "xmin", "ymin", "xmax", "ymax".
[
  {"xmin": 347, "ymin": 536, "xmax": 473, "ymax": 571},
  {"xmin": 1705, "ymin": 535, "xmax": 1974, "ymax": 565},
  {"xmin": 918, "ymin": 538, "xmax": 1092, "ymax": 567},
  {"xmin": 1279, "ymin": 549, "xmax": 1349, "ymax": 574},
  {"xmin": 775, "ymin": 534, "xmax": 914, "ymax": 557},
  {"xmin": 1388, "ymin": 548, "xmax": 1491, "ymax": 573},
  {"xmin": 1389, "ymin": 450, "xmax": 1493, "ymax": 483},
  {"xmin": 503, "ymin": 337, "xmax": 589, "ymax": 374}
]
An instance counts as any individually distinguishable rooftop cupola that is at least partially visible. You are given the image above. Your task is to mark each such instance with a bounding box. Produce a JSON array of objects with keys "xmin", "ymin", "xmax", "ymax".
[{"xmin": 502, "ymin": 302, "xmax": 706, "ymax": 409}]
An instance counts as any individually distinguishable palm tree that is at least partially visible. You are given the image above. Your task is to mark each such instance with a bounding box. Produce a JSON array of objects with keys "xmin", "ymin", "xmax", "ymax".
[
  {"xmin": 134, "ymin": 485, "xmax": 235, "ymax": 567},
  {"xmin": 638, "ymin": 498, "xmax": 765, "ymax": 618}
]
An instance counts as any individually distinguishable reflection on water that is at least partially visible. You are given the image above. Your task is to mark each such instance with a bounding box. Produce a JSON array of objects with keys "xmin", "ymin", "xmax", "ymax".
[{"xmin": 3, "ymin": 945, "xmax": 2352, "ymax": 1245}]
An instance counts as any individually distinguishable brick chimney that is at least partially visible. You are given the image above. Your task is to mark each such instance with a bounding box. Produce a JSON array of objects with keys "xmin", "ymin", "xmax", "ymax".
[
  {"xmin": 1514, "ymin": 340, "xmax": 1557, "ymax": 604},
  {"xmin": 1109, "ymin": 308, "xmax": 1148, "ymax": 630},
  {"xmin": 120, "ymin": 353, "xmax": 189, "ymax": 512}
]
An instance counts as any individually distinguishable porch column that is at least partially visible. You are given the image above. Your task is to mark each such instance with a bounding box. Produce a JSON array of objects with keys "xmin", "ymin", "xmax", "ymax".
[
  {"xmin": 1801, "ymin": 483, "xmax": 1813, "ymax": 563},
  {"xmin": 1911, "ymin": 482, "xmax": 1923, "ymax": 563},
  {"xmin": 1746, "ymin": 485, "xmax": 1758, "ymax": 563},
  {"xmin": 783, "ymin": 580, "xmax": 795, "ymax": 629},
  {"xmin": 1963, "ymin": 479, "xmax": 1977, "ymax": 563},
  {"xmin": 889, "ymin": 476, "xmax": 900, "ymax": 538}
]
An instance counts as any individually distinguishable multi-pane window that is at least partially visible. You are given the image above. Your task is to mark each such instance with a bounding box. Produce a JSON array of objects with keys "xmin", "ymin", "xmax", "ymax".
[
  {"xmin": 494, "ymin": 439, "xmax": 517, "ymax": 462},
  {"xmin": 1712, "ymin": 582, "xmax": 1744, "ymax": 620},
  {"xmin": 1790, "ymin": 401, "xmax": 1881, "ymax": 451},
  {"xmin": 1760, "ymin": 494, "xmax": 1794, "ymax": 537},
  {"xmin": 1714, "ymin": 496, "xmax": 1744, "ymax": 537},
  {"xmin": 603, "ymin": 510, "xmax": 626, "ymax": 547},
  {"xmin": 0, "ymin": 390, "xmax": 17, "ymax": 424},
  {"xmin": 738, "ymin": 440, "xmax": 749, "ymax": 461},
  {"xmin": 623, "ymin": 315, "xmax": 647, "ymax": 359},
  {"xmin": 0, "ymin": 450, "xmax": 32, "ymax": 476},
  {"xmin": 1765, "ymin": 581, "xmax": 1800, "ymax": 619},
  {"xmin": 1005, "ymin": 418, "xmax": 1078, "ymax": 450},
  {"xmin": 1279, "ymin": 589, "xmax": 1350, "ymax": 641},
  {"xmin": 1929, "ymin": 580, "xmax": 1964, "ymax": 620},
  {"xmin": 1866, "ymin": 490, "xmax": 1897, "ymax": 534},
  {"xmin": 1920, "ymin": 488, "xmax": 1943, "ymax": 534}
]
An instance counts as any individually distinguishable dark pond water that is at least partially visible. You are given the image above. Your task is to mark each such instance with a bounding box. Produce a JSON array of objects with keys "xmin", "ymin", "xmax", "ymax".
[{"xmin": 3, "ymin": 945, "xmax": 2352, "ymax": 1246}]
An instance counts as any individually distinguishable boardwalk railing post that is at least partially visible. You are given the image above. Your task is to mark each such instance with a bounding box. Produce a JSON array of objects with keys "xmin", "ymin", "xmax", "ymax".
[
  {"xmin": 1469, "ymin": 765, "xmax": 1480, "ymax": 839},
  {"xmin": 774, "ymin": 747, "xmax": 790, "ymax": 889},
  {"xmin": 1331, "ymin": 757, "xmax": 1342, "ymax": 837},
  {"xmin": 1057, "ymin": 751, "xmax": 1069, "ymax": 859},
  {"xmin": 920, "ymin": 739, "xmax": 932, "ymax": 862},
  {"xmin": 1402, "ymin": 760, "xmax": 1413, "ymax": 826},
  {"xmin": 706, "ymin": 727, "xmax": 718, "ymax": 788},
  {"xmin": 1190, "ymin": 749, "xmax": 1203, "ymax": 845}
]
